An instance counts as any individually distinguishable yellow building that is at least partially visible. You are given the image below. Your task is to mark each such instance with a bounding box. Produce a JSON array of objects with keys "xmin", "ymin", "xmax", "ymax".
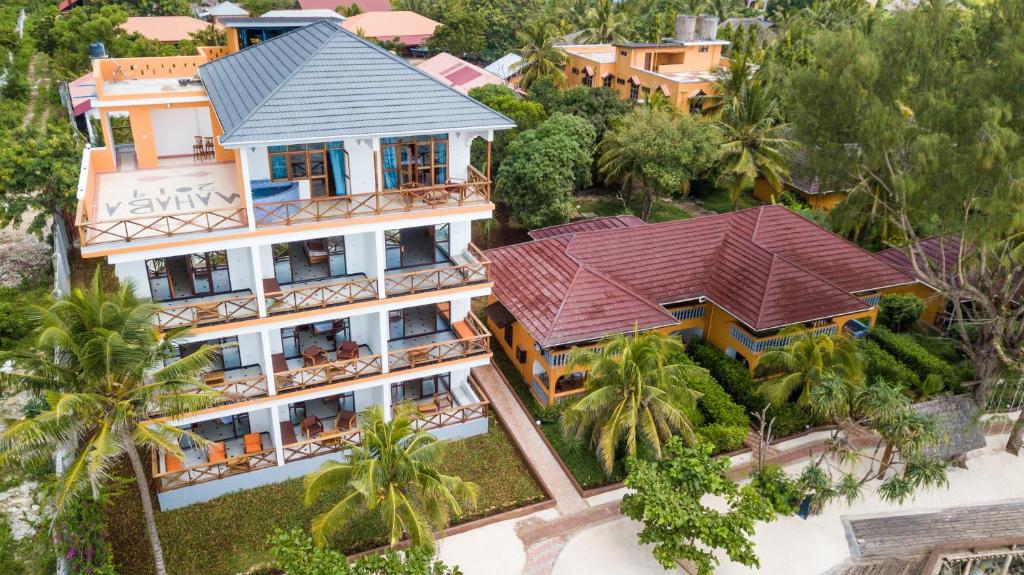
[
  {"xmin": 559, "ymin": 14, "xmax": 728, "ymax": 113},
  {"xmin": 485, "ymin": 207, "xmax": 934, "ymax": 406},
  {"xmin": 753, "ymin": 148, "xmax": 851, "ymax": 212}
]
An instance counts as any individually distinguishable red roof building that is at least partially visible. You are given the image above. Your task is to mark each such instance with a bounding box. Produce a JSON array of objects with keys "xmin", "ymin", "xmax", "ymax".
[
  {"xmin": 485, "ymin": 206, "xmax": 925, "ymax": 404},
  {"xmin": 297, "ymin": 0, "xmax": 392, "ymax": 11}
]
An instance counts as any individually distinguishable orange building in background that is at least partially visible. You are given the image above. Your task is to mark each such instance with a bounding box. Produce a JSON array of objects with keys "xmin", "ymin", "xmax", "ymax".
[{"xmin": 559, "ymin": 14, "xmax": 728, "ymax": 113}]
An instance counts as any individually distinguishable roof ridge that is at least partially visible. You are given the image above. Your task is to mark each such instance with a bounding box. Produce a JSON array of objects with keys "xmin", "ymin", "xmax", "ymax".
[
  {"xmin": 755, "ymin": 253, "xmax": 780, "ymax": 327},
  {"xmin": 203, "ymin": 20, "xmax": 339, "ymax": 142},
  {"xmin": 547, "ymin": 266, "xmax": 585, "ymax": 342}
]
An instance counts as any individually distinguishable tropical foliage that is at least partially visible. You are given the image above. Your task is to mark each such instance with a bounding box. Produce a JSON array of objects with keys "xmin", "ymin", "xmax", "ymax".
[
  {"xmin": 0, "ymin": 270, "xmax": 219, "ymax": 575},
  {"xmin": 268, "ymin": 529, "xmax": 460, "ymax": 575},
  {"xmin": 561, "ymin": 329, "xmax": 707, "ymax": 475},
  {"xmin": 755, "ymin": 328, "xmax": 863, "ymax": 405},
  {"xmin": 621, "ymin": 439, "xmax": 775, "ymax": 574},
  {"xmin": 303, "ymin": 406, "xmax": 478, "ymax": 548},
  {"xmin": 514, "ymin": 20, "xmax": 567, "ymax": 90}
]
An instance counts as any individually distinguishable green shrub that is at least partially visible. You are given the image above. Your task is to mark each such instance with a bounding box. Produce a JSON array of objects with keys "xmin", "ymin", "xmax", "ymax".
[
  {"xmin": 858, "ymin": 339, "xmax": 920, "ymax": 388},
  {"xmin": 869, "ymin": 326, "xmax": 958, "ymax": 387},
  {"xmin": 676, "ymin": 353, "xmax": 749, "ymax": 452},
  {"xmin": 268, "ymin": 528, "xmax": 460, "ymax": 575},
  {"xmin": 750, "ymin": 465, "xmax": 802, "ymax": 515},
  {"xmin": 878, "ymin": 293, "xmax": 926, "ymax": 332},
  {"xmin": 685, "ymin": 342, "xmax": 815, "ymax": 437}
]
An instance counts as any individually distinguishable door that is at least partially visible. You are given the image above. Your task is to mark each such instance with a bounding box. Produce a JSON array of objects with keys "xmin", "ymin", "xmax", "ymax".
[
  {"xmin": 188, "ymin": 251, "xmax": 230, "ymax": 296},
  {"xmin": 273, "ymin": 243, "xmax": 293, "ymax": 284},
  {"xmin": 327, "ymin": 236, "xmax": 346, "ymax": 277},
  {"xmin": 389, "ymin": 310, "xmax": 405, "ymax": 340},
  {"xmin": 146, "ymin": 259, "xmax": 173, "ymax": 301},
  {"xmin": 281, "ymin": 327, "xmax": 300, "ymax": 359}
]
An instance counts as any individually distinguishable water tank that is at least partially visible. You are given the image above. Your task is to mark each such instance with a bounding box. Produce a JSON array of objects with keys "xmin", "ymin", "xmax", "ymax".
[
  {"xmin": 674, "ymin": 14, "xmax": 697, "ymax": 42},
  {"xmin": 88, "ymin": 42, "xmax": 107, "ymax": 59},
  {"xmin": 696, "ymin": 15, "xmax": 719, "ymax": 40}
]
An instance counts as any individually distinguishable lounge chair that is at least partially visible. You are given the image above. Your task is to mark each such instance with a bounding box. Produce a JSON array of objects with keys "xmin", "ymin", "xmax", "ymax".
[
  {"xmin": 243, "ymin": 432, "xmax": 263, "ymax": 454},
  {"xmin": 279, "ymin": 421, "xmax": 298, "ymax": 445},
  {"xmin": 207, "ymin": 441, "xmax": 227, "ymax": 463}
]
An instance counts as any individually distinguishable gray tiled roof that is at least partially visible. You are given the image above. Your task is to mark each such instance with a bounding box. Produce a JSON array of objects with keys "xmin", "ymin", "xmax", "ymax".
[{"xmin": 199, "ymin": 20, "xmax": 515, "ymax": 145}]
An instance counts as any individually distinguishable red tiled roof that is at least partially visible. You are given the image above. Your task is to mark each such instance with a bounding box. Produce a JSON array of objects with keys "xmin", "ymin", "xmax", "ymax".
[
  {"xmin": 875, "ymin": 236, "xmax": 960, "ymax": 282},
  {"xmin": 298, "ymin": 0, "xmax": 392, "ymax": 11},
  {"xmin": 528, "ymin": 215, "xmax": 646, "ymax": 240},
  {"xmin": 487, "ymin": 205, "xmax": 916, "ymax": 347}
]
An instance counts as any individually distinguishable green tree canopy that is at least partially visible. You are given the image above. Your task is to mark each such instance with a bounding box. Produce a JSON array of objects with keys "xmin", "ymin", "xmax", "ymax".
[
  {"xmin": 621, "ymin": 439, "xmax": 775, "ymax": 574},
  {"xmin": 0, "ymin": 122, "xmax": 83, "ymax": 235},
  {"xmin": 598, "ymin": 107, "xmax": 721, "ymax": 219}
]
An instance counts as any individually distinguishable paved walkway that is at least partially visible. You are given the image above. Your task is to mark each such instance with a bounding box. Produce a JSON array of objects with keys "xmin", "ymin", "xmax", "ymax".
[{"xmin": 472, "ymin": 365, "xmax": 587, "ymax": 516}]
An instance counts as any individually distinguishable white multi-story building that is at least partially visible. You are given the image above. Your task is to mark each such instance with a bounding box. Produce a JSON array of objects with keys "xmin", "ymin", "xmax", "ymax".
[{"xmin": 73, "ymin": 19, "xmax": 513, "ymax": 509}]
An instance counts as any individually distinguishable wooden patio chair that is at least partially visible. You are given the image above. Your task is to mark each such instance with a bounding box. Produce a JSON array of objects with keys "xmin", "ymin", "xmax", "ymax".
[
  {"xmin": 192, "ymin": 136, "xmax": 204, "ymax": 162},
  {"xmin": 203, "ymin": 137, "xmax": 216, "ymax": 161},
  {"xmin": 335, "ymin": 410, "xmax": 357, "ymax": 430},
  {"xmin": 207, "ymin": 441, "xmax": 227, "ymax": 463},
  {"xmin": 243, "ymin": 432, "xmax": 263, "ymax": 454},
  {"xmin": 301, "ymin": 416, "xmax": 323, "ymax": 439}
]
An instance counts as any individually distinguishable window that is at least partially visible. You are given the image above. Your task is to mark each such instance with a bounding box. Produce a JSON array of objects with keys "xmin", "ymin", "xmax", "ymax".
[
  {"xmin": 391, "ymin": 374, "xmax": 450, "ymax": 403},
  {"xmin": 582, "ymin": 72, "xmax": 593, "ymax": 87},
  {"xmin": 689, "ymin": 90, "xmax": 706, "ymax": 115},
  {"xmin": 603, "ymin": 75, "xmax": 613, "ymax": 88},
  {"xmin": 620, "ymin": 50, "xmax": 627, "ymax": 56},
  {"xmin": 641, "ymin": 86, "xmax": 651, "ymax": 95},
  {"xmin": 380, "ymin": 134, "xmax": 449, "ymax": 189},
  {"xmin": 571, "ymin": 67, "xmax": 579, "ymax": 74},
  {"xmin": 643, "ymin": 53, "xmax": 653, "ymax": 71},
  {"xmin": 616, "ymin": 78, "xmax": 625, "ymax": 85},
  {"xmin": 504, "ymin": 324, "xmax": 514, "ymax": 346},
  {"xmin": 515, "ymin": 345, "xmax": 527, "ymax": 364},
  {"xmin": 629, "ymin": 81, "xmax": 640, "ymax": 100},
  {"xmin": 698, "ymin": 45, "xmax": 709, "ymax": 53},
  {"xmin": 268, "ymin": 142, "xmax": 349, "ymax": 197}
]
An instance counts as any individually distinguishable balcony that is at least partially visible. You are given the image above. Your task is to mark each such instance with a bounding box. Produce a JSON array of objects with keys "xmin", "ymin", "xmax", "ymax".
[
  {"xmin": 265, "ymin": 277, "xmax": 379, "ymax": 315},
  {"xmin": 730, "ymin": 323, "xmax": 838, "ymax": 355},
  {"xmin": 388, "ymin": 313, "xmax": 490, "ymax": 371},
  {"xmin": 251, "ymin": 166, "xmax": 490, "ymax": 228},
  {"xmin": 154, "ymin": 292, "xmax": 259, "ymax": 329},
  {"xmin": 76, "ymin": 151, "xmax": 248, "ymax": 247},
  {"xmin": 384, "ymin": 243, "xmax": 490, "ymax": 296}
]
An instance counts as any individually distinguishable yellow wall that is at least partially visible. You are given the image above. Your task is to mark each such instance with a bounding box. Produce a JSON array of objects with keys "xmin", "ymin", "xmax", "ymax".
[
  {"xmin": 492, "ymin": 293, "xmax": 890, "ymax": 406},
  {"xmin": 560, "ymin": 44, "xmax": 723, "ymax": 113},
  {"xmin": 752, "ymin": 178, "xmax": 847, "ymax": 212},
  {"xmin": 878, "ymin": 283, "xmax": 945, "ymax": 327}
]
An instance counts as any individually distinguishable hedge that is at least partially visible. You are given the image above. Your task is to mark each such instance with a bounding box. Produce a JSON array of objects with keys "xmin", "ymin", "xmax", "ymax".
[
  {"xmin": 678, "ymin": 354, "xmax": 749, "ymax": 452},
  {"xmin": 685, "ymin": 341, "xmax": 815, "ymax": 437},
  {"xmin": 869, "ymin": 326, "xmax": 958, "ymax": 387},
  {"xmin": 858, "ymin": 339, "xmax": 920, "ymax": 388}
]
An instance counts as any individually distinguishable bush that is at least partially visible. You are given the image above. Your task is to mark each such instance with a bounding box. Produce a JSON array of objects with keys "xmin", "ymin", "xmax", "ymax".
[
  {"xmin": 869, "ymin": 326, "xmax": 958, "ymax": 387},
  {"xmin": 750, "ymin": 465, "xmax": 802, "ymax": 515},
  {"xmin": 268, "ymin": 529, "xmax": 460, "ymax": 575},
  {"xmin": 858, "ymin": 339, "xmax": 920, "ymax": 388},
  {"xmin": 878, "ymin": 293, "xmax": 926, "ymax": 332},
  {"xmin": 685, "ymin": 342, "xmax": 815, "ymax": 437},
  {"xmin": 676, "ymin": 353, "xmax": 750, "ymax": 452}
]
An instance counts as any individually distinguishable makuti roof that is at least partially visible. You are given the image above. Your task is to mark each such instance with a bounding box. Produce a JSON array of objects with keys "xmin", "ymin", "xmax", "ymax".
[
  {"xmin": 487, "ymin": 206, "xmax": 916, "ymax": 348},
  {"xmin": 199, "ymin": 20, "xmax": 514, "ymax": 146}
]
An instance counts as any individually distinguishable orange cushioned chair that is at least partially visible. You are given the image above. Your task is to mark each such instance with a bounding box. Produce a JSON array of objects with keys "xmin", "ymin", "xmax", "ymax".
[
  {"xmin": 164, "ymin": 453, "xmax": 184, "ymax": 473},
  {"xmin": 452, "ymin": 320, "xmax": 475, "ymax": 340},
  {"xmin": 207, "ymin": 442, "xmax": 227, "ymax": 463},
  {"xmin": 243, "ymin": 433, "xmax": 263, "ymax": 454}
]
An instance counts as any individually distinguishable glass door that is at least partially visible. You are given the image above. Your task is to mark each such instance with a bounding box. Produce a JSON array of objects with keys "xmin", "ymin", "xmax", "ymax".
[
  {"xmin": 281, "ymin": 327, "xmax": 300, "ymax": 359},
  {"xmin": 146, "ymin": 259, "xmax": 172, "ymax": 301},
  {"xmin": 389, "ymin": 310, "xmax": 405, "ymax": 341},
  {"xmin": 273, "ymin": 243, "xmax": 292, "ymax": 284},
  {"xmin": 327, "ymin": 236, "xmax": 346, "ymax": 276}
]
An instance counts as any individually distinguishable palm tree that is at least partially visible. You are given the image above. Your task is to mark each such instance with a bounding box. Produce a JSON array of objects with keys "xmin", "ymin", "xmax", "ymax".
[
  {"xmin": 304, "ymin": 405, "xmax": 478, "ymax": 548},
  {"xmin": 0, "ymin": 270, "xmax": 219, "ymax": 575},
  {"xmin": 514, "ymin": 19, "xmax": 567, "ymax": 90},
  {"xmin": 561, "ymin": 328, "xmax": 706, "ymax": 475},
  {"xmin": 703, "ymin": 0, "xmax": 746, "ymax": 21},
  {"xmin": 714, "ymin": 80, "xmax": 794, "ymax": 209},
  {"xmin": 576, "ymin": 0, "xmax": 630, "ymax": 44},
  {"xmin": 755, "ymin": 327, "xmax": 863, "ymax": 406}
]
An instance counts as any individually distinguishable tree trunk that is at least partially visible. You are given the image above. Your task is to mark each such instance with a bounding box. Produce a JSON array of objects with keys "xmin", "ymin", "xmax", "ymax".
[
  {"xmin": 1007, "ymin": 409, "xmax": 1024, "ymax": 456},
  {"xmin": 123, "ymin": 435, "xmax": 168, "ymax": 575},
  {"xmin": 875, "ymin": 442, "xmax": 894, "ymax": 479}
]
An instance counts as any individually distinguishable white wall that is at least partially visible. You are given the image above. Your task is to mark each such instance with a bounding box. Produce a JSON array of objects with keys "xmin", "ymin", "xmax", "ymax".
[
  {"xmin": 151, "ymin": 107, "xmax": 213, "ymax": 158},
  {"xmin": 344, "ymin": 231, "xmax": 376, "ymax": 277},
  {"xmin": 448, "ymin": 130, "xmax": 482, "ymax": 182},
  {"xmin": 245, "ymin": 146, "xmax": 271, "ymax": 182},
  {"xmin": 449, "ymin": 220, "xmax": 471, "ymax": 256},
  {"xmin": 346, "ymin": 137, "xmax": 376, "ymax": 194},
  {"xmin": 237, "ymin": 333, "xmax": 263, "ymax": 366},
  {"xmin": 348, "ymin": 312, "xmax": 376, "ymax": 351},
  {"xmin": 355, "ymin": 385, "xmax": 382, "ymax": 412},
  {"xmin": 226, "ymin": 247, "xmax": 253, "ymax": 291},
  {"xmin": 257, "ymin": 244, "xmax": 274, "ymax": 280},
  {"xmin": 248, "ymin": 406, "xmax": 272, "ymax": 433},
  {"xmin": 449, "ymin": 297, "xmax": 470, "ymax": 323},
  {"xmin": 267, "ymin": 328, "xmax": 283, "ymax": 355},
  {"xmin": 114, "ymin": 260, "xmax": 151, "ymax": 298}
]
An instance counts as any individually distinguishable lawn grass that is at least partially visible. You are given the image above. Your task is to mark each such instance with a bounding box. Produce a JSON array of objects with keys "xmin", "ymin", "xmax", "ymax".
[
  {"xmin": 695, "ymin": 186, "xmax": 763, "ymax": 214},
  {"xmin": 105, "ymin": 423, "xmax": 544, "ymax": 575},
  {"xmin": 575, "ymin": 195, "xmax": 691, "ymax": 223}
]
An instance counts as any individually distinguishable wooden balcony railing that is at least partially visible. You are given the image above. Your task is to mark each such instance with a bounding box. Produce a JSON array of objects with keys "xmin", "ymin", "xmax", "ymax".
[
  {"xmin": 410, "ymin": 384, "xmax": 489, "ymax": 432},
  {"xmin": 75, "ymin": 205, "xmax": 248, "ymax": 246},
  {"xmin": 253, "ymin": 166, "xmax": 490, "ymax": 227},
  {"xmin": 151, "ymin": 448, "xmax": 277, "ymax": 492},
  {"xmin": 274, "ymin": 355, "xmax": 383, "ymax": 394},
  {"xmin": 208, "ymin": 373, "xmax": 268, "ymax": 403},
  {"xmin": 265, "ymin": 277, "xmax": 378, "ymax": 315},
  {"xmin": 389, "ymin": 314, "xmax": 490, "ymax": 371},
  {"xmin": 154, "ymin": 294, "xmax": 259, "ymax": 330},
  {"xmin": 385, "ymin": 243, "xmax": 490, "ymax": 296},
  {"xmin": 282, "ymin": 428, "xmax": 363, "ymax": 463}
]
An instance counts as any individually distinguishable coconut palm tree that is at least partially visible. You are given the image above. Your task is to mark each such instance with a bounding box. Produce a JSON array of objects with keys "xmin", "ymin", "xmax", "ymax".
[
  {"xmin": 514, "ymin": 19, "xmax": 567, "ymax": 90},
  {"xmin": 561, "ymin": 328, "xmax": 707, "ymax": 475},
  {"xmin": 304, "ymin": 405, "xmax": 478, "ymax": 548},
  {"xmin": 576, "ymin": 0, "xmax": 630, "ymax": 44},
  {"xmin": 714, "ymin": 80, "xmax": 793, "ymax": 209},
  {"xmin": 755, "ymin": 327, "xmax": 863, "ymax": 406},
  {"xmin": 0, "ymin": 270, "xmax": 219, "ymax": 575}
]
